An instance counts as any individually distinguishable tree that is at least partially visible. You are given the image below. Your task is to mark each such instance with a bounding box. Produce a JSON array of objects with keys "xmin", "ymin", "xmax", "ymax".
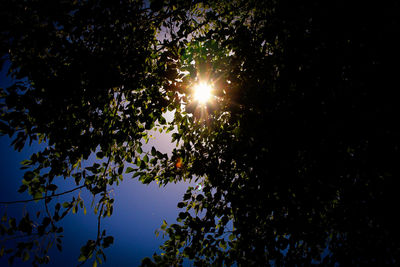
[
  {"xmin": 0, "ymin": 0, "xmax": 172, "ymax": 265},
  {"xmin": 1, "ymin": 0, "xmax": 400, "ymax": 266}
]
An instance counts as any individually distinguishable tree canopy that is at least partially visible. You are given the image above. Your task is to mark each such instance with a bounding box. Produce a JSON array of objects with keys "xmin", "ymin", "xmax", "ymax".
[{"xmin": 1, "ymin": 0, "xmax": 400, "ymax": 266}]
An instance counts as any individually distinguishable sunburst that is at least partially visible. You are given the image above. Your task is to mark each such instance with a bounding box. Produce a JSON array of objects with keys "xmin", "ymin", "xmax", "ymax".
[{"xmin": 193, "ymin": 82, "xmax": 213, "ymax": 104}]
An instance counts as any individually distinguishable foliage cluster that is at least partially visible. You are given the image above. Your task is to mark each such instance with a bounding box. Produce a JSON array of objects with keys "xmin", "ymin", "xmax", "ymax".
[{"xmin": 1, "ymin": 0, "xmax": 400, "ymax": 266}]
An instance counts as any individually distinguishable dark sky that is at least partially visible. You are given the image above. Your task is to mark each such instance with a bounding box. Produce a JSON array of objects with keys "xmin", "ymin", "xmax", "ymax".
[{"xmin": 0, "ymin": 61, "xmax": 194, "ymax": 266}]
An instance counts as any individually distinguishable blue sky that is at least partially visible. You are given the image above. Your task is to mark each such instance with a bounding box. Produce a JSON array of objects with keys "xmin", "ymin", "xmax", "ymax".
[{"xmin": 0, "ymin": 61, "xmax": 193, "ymax": 266}]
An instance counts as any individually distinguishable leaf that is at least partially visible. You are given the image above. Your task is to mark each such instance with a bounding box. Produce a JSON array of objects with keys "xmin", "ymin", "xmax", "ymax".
[
  {"xmin": 183, "ymin": 192, "xmax": 192, "ymax": 201},
  {"xmin": 22, "ymin": 251, "xmax": 29, "ymax": 262},
  {"xmin": 92, "ymin": 260, "xmax": 97, "ymax": 267},
  {"xmin": 33, "ymin": 191, "xmax": 42, "ymax": 202},
  {"xmin": 118, "ymin": 166, "xmax": 123, "ymax": 175},
  {"xmin": 17, "ymin": 184, "xmax": 28, "ymax": 193},
  {"xmin": 47, "ymin": 184, "xmax": 58, "ymax": 191},
  {"xmin": 196, "ymin": 194, "xmax": 204, "ymax": 201},
  {"xmin": 9, "ymin": 218, "xmax": 16, "ymax": 229},
  {"xmin": 175, "ymin": 157, "xmax": 183, "ymax": 168},
  {"xmin": 150, "ymin": 0, "xmax": 163, "ymax": 12},
  {"xmin": 151, "ymin": 146, "xmax": 157, "ymax": 156},
  {"xmin": 143, "ymin": 154, "xmax": 149, "ymax": 163},
  {"xmin": 23, "ymin": 171, "xmax": 35, "ymax": 181},
  {"xmin": 161, "ymin": 220, "xmax": 167, "ymax": 230},
  {"xmin": 126, "ymin": 167, "xmax": 136, "ymax": 173},
  {"xmin": 139, "ymin": 159, "xmax": 147, "ymax": 170},
  {"xmin": 178, "ymin": 212, "xmax": 188, "ymax": 219},
  {"xmin": 42, "ymin": 217, "xmax": 51, "ymax": 227},
  {"xmin": 219, "ymin": 240, "xmax": 227, "ymax": 250},
  {"xmin": 132, "ymin": 171, "xmax": 142, "ymax": 179},
  {"xmin": 229, "ymin": 234, "xmax": 235, "ymax": 241},
  {"xmin": 0, "ymin": 120, "xmax": 9, "ymax": 134},
  {"xmin": 135, "ymin": 156, "xmax": 141, "ymax": 166},
  {"xmin": 102, "ymin": 236, "xmax": 114, "ymax": 248},
  {"xmin": 20, "ymin": 159, "xmax": 31, "ymax": 166},
  {"xmin": 78, "ymin": 255, "xmax": 86, "ymax": 262}
]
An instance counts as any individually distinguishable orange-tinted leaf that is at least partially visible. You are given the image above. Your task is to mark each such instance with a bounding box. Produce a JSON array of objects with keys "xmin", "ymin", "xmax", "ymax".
[{"xmin": 175, "ymin": 157, "xmax": 183, "ymax": 168}]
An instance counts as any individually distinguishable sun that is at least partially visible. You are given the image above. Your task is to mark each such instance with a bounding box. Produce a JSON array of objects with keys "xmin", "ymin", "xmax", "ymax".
[{"xmin": 193, "ymin": 82, "xmax": 213, "ymax": 104}]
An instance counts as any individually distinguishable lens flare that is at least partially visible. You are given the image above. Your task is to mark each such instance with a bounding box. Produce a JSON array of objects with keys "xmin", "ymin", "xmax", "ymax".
[{"xmin": 193, "ymin": 82, "xmax": 212, "ymax": 104}]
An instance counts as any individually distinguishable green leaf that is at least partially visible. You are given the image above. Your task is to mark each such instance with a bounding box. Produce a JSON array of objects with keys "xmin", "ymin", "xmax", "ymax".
[
  {"xmin": 132, "ymin": 171, "xmax": 142, "ymax": 179},
  {"xmin": 92, "ymin": 260, "xmax": 97, "ymax": 267},
  {"xmin": 219, "ymin": 240, "xmax": 227, "ymax": 250},
  {"xmin": 151, "ymin": 147, "xmax": 157, "ymax": 156},
  {"xmin": 22, "ymin": 251, "xmax": 29, "ymax": 262},
  {"xmin": 78, "ymin": 255, "xmax": 86, "ymax": 262},
  {"xmin": 96, "ymin": 255, "xmax": 102, "ymax": 265},
  {"xmin": 229, "ymin": 234, "xmax": 235, "ymax": 241},
  {"xmin": 33, "ymin": 191, "xmax": 42, "ymax": 202},
  {"xmin": 20, "ymin": 159, "xmax": 31, "ymax": 166},
  {"xmin": 143, "ymin": 155, "xmax": 149, "ymax": 163},
  {"xmin": 161, "ymin": 220, "xmax": 167, "ymax": 230},
  {"xmin": 135, "ymin": 156, "xmax": 141, "ymax": 166},
  {"xmin": 9, "ymin": 218, "xmax": 16, "ymax": 229},
  {"xmin": 126, "ymin": 167, "xmax": 136, "ymax": 173},
  {"xmin": 139, "ymin": 159, "xmax": 146, "ymax": 170}
]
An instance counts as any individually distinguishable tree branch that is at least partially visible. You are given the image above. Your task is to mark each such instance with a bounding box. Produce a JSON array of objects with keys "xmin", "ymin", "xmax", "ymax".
[{"xmin": 0, "ymin": 185, "xmax": 85, "ymax": 205}]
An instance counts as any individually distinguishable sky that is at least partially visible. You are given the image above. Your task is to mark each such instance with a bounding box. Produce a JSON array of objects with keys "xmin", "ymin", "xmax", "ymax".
[{"xmin": 0, "ymin": 61, "xmax": 195, "ymax": 266}]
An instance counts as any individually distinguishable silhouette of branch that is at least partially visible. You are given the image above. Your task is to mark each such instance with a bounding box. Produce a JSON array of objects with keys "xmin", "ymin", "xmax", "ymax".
[{"xmin": 0, "ymin": 185, "xmax": 85, "ymax": 205}]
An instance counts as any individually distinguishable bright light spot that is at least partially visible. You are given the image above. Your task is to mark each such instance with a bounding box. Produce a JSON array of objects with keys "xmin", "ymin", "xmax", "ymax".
[
  {"xmin": 193, "ymin": 82, "xmax": 213, "ymax": 104},
  {"xmin": 195, "ymin": 183, "xmax": 202, "ymax": 191}
]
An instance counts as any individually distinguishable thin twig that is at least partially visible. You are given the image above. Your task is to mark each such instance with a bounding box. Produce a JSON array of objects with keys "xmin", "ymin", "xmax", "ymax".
[
  {"xmin": 97, "ymin": 203, "xmax": 105, "ymax": 242},
  {"xmin": 0, "ymin": 185, "xmax": 85, "ymax": 205},
  {"xmin": 44, "ymin": 188, "xmax": 55, "ymax": 228}
]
